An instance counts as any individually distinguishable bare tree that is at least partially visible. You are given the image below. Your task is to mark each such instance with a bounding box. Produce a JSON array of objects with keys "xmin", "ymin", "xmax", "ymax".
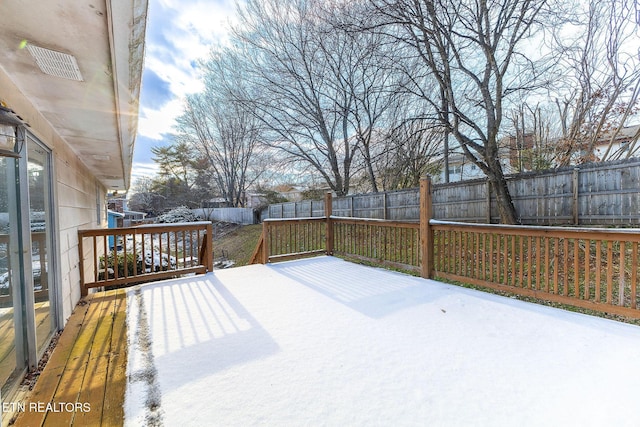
[
  {"xmin": 366, "ymin": 0, "xmax": 551, "ymax": 223},
  {"xmin": 176, "ymin": 50, "xmax": 266, "ymax": 207},
  {"xmin": 231, "ymin": 0, "xmax": 356, "ymax": 196},
  {"xmin": 551, "ymin": 0, "xmax": 640, "ymax": 164},
  {"xmin": 232, "ymin": 0, "xmax": 408, "ymax": 196},
  {"xmin": 378, "ymin": 117, "xmax": 444, "ymax": 189},
  {"xmin": 319, "ymin": 2, "xmax": 408, "ymax": 192},
  {"xmin": 507, "ymin": 102, "xmax": 555, "ymax": 171}
]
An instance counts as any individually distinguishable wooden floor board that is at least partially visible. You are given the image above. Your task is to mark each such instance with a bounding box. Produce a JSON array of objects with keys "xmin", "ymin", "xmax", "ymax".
[
  {"xmin": 13, "ymin": 290, "xmax": 128, "ymax": 427},
  {"xmin": 72, "ymin": 291, "xmax": 119, "ymax": 426},
  {"xmin": 101, "ymin": 291, "xmax": 128, "ymax": 426},
  {"xmin": 13, "ymin": 297, "xmax": 93, "ymax": 427}
]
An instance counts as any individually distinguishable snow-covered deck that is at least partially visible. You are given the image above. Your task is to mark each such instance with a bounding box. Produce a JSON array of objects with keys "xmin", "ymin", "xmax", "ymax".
[{"xmin": 125, "ymin": 256, "xmax": 640, "ymax": 427}]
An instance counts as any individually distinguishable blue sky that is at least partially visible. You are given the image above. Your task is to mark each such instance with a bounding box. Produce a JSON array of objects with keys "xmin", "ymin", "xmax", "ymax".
[{"xmin": 132, "ymin": 0, "xmax": 238, "ymax": 184}]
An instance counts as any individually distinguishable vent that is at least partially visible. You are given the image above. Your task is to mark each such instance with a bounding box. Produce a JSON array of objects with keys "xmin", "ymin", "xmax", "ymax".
[{"xmin": 26, "ymin": 44, "xmax": 83, "ymax": 81}]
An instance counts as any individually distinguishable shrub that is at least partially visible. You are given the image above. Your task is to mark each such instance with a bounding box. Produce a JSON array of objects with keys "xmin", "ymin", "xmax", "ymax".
[{"xmin": 99, "ymin": 252, "xmax": 141, "ymax": 280}]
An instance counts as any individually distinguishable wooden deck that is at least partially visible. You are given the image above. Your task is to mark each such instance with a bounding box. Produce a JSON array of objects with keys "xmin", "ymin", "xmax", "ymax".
[
  {"xmin": 1, "ymin": 303, "xmax": 55, "ymax": 397},
  {"xmin": 13, "ymin": 289, "xmax": 127, "ymax": 427}
]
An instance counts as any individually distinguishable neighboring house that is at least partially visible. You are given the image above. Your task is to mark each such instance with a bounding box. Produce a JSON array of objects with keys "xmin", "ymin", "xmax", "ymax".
[
  {"xmin": 0, "ymin": 0, "xmax": 147, "ymax": 404},
  {"xmin": 438, "ymin": 138, "xmax": 525, "ymax": 183},
  {"xmin": 439, "ymin": 154, "xmax": 490, "ymax": 182},
  {"xmin": 107, "ymin": 210, "xmax": 125, "ymax": 248},
  {"xmin": 273, "ymin": 184, "xmax": 304, "ymax": 202},
  {"xmin": 244, "ymin": 192, "xmax": 270, "ymax": 209},
  {"xmin": 123, "ymin": 210, "xmax": 148, "ymax": 227},
  {"xmin": 593, "ymin": 124, "xmax": 640, "ymax": 161},
  {"xmin": 202, "ymin": 197, "xmax": 231, "ymax": 208},
  {"xmin": 505, "ymin": 125, "xmax": 640, "ymax": 170},
  {"xmin": 108, "ymin": 196, "xmax": 129, "ymax": 214}
]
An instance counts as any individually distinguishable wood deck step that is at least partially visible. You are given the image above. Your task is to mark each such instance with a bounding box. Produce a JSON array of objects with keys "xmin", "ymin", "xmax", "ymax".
[{"xmin": 13, "ymin": 289, "xmax": 128, "ymax": 427}]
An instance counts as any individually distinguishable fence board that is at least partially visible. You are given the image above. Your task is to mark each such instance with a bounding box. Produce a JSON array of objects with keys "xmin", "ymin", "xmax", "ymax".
[{"xmin": 267, "ymin": 159, "xmax": 640, "ymax": 225}]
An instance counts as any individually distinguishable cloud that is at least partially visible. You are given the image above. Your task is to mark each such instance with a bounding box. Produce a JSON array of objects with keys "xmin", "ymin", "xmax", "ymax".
[
  {"xmin": 140, "ymin": 68, "xmax": 173, "ymax": 109},
  {"xmin": 134, "ymin": 0, "xmax": 239, "ymax": 180},
  {"xmin": 131, "ymin": 133, "xmax": 176, "ymax": 180},
  {"xmin": 131, "ymin": 162, "xmax": 162, "ymax": 186},
  {"xmin": 138, "ymin": 99, "xmax": 184, "ymax": 140}
]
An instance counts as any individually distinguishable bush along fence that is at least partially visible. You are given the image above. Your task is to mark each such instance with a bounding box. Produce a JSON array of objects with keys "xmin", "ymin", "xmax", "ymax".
[
  {"xmin": 78, "ymin": 222, "xmax": 213, "ymax": 295},
  {"xmin": 252, "ymin": 177, "xmax": 640, "ymax": 319},
  {"xmin": 267, "ymin": 158, "xmax": 640, "ymax": 226}
]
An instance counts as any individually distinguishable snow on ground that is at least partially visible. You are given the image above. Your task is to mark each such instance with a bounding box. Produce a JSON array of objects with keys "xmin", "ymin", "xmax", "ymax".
[{"xmin": 124, "ymin": 256, "xmax": 640, "ymax": 427}]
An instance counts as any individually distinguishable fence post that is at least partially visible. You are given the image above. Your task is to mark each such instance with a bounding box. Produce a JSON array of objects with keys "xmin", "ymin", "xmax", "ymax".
[
  {"xmin": 486, "ymin": 178, "xmax": 492, "ymax": 224},
  {"xmin": 325, "ymin": 192, "xmax": 334, "ymax": 255},
  {"xmin": 383, "ymin": 192, "xmax": 388, "ymax": 220},
  {"xmin": 420, "ymin": 176, "xmax": 433, "ymax": 279},
  {"xmin": 573, "ymin": 167, "xmax": 580, "ymax": 225}
]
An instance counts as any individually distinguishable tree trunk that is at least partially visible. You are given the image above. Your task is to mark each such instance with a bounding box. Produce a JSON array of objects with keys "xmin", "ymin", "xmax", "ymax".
[
  {"xmin": 486, "ymin": 165, "xmax": 518, "ymax": 224},
  {"xmin": 366, "ymin": 156, "xmax": 379, "ymax": 193}
]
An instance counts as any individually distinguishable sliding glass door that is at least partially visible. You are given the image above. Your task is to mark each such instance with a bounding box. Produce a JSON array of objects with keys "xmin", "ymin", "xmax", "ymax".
[
  {"xmin": 27, "ymin": 136, "xmax": 56, "ymax": 354},
  {"xmin": 0, "ymin": 154, "xmax": 25, "ymax": 399},
  {"xmin": 0, "ymin": 132, "xmax": 57, "ymax": 400}
]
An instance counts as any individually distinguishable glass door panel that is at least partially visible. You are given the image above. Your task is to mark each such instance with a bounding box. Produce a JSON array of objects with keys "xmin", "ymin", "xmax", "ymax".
[
  {"xmin": 0, "ymin": 155, "xmax": 24, "ymax": 398},
  {"xmin": 27, "ymin": 138, "xmax": 55, "ymax": 354}
]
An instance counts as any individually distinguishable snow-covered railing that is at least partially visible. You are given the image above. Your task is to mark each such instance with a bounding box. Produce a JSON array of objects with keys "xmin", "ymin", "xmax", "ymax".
[{"xmin": 78, "ymin": 221, "xmax": 213, "ymax": 295}]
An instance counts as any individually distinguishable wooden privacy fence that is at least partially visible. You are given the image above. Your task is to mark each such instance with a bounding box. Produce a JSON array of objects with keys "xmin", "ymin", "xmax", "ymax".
[
  {"xmin": 267, "ymin": 158, "xmax": 640, "ymax": 225},
  {"xmin": 78, "ymin": 222, "xmax": 213, "ymax": 295},
  {"xmin": 252, "ymin": 178, "xmax": 640, "ymax": 319}
]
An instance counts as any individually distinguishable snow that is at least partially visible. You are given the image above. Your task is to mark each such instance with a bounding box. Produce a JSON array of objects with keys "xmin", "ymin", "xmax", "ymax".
[{"xmin": 124, "ymin": 256, "xmax": 640, "ymax": 427}]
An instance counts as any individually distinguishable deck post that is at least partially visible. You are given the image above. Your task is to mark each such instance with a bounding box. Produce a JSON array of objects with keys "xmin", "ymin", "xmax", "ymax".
[
  {"xmin": 206, "ymin": 222, "xmax": 214, "ymax": 272},
  {"xmin": 78, "ymin": 231, "xmax": 87, "ymax": 296},
  {"xmin": 261, "ymin": 221, "xmax": 270, "ymax": 264},
  {"xmin": 325, "ymin": 192, "xmax": 334, "ymax": 255},
  {"xmin": 420, "ymin": 176, "xmax": 433, "ymax": 279}
]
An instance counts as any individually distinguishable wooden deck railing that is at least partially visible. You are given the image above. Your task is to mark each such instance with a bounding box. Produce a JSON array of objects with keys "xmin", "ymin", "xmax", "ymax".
[
  {"xmin": 78, "ymin": 221, "xmax": 213, "ymax": 295},
  {"xmin": 253, "ymin": 217, "xmax": 327, "ymax": 263},
  {"xmin": 252, "ymin": 178, "xmax": 640, "ymax": 319},
  {"xmin": 333, "ymin": 217, "xmax": 421, "ymax": 273},
  {"xmin": 431, "ymin": 221, "xmax": 640, "ymax": 318},
  {"xmin": 252, "ymin": 190, "xmax": 423, "ymax": 269}
]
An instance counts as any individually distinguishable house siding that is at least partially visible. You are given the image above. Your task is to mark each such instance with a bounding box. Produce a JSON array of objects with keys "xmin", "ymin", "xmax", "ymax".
[
  {"xmin": 1, "ymin": 69, "xmax": 107, "ymax": 324},
  {"xmin": 56, "ymin": 146, "xmax": 106, "ymax": 321}
]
